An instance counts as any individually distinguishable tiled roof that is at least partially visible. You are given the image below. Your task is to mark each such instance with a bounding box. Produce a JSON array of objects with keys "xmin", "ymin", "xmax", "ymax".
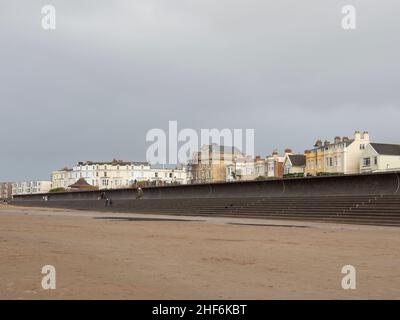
[
  {"xmin": 288, "ymin": 154, "xmax": 306, "ymax": 166},
  {"xmin": 370, "ymin": 143, "xmax": 400, "ymax": 156}
]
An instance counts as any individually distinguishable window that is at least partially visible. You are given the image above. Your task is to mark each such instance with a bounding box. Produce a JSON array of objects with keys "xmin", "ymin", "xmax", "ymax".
[
  {"xmin": 326, "ymin": 157, "xmax": 333, "ymax": 167},
  {"xmin": 374, "ymin": 156, "xmax": 378, "ymax": 165},
  {"xmin": 363, "ymin": 157, "xmax": 371, "ymax": 166}
]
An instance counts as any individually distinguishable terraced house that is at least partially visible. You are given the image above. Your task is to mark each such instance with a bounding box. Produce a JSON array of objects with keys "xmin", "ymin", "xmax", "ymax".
[
  {"xmin": 305, "ymin": 131, "xmax": 370, "ymax": 176},
  {"xmin": 52, "ymin": 159, "xmax": 187, "ymax": 190},
  {"xmin": 283, "ymin": 153, "xmax": 306, "ymax": 177},
  {"xmin": 266, "ymin": 150, "xmax": 285, "ymax": 178},
  {"xmin": 360, "ymin": 143, "xmax": 400, "ymax": 173},
  {"xmin": 188, "ymin": 144, "xmax": 243, "ymax": 183},
  {"xmin": 12, "ymin": 180, "xmax": 52, "ymax": 195}
]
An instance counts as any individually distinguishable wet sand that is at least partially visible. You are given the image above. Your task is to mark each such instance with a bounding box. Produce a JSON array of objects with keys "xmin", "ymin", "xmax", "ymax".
[{"xmin": 0, "ymin": 205, "xmax": 399, "ymax": 299}]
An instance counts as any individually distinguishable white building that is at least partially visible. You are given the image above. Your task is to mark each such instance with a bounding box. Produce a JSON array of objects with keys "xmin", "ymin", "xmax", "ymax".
[
  {"xmin": 12, "ymin": 180, "xmax": 52, "ymax": 195},
  {"xmin": 360, "ymin": 143, "xmax": 400, "ymax": 173},
  {"xmin": 150, "ymin": 166, "xmax": 188, "ymax": 185},
  {"xmin": 226, "ymin": 156, "xmax": 266, "ymax": 182},
  {"xmin": 0, "ymin": 182, "xmax": 12, "ymax": 200},
  {"xmin": 51, "ymin": 168, "xmax": 75, "ymax": 189},
  {"xmin": 283, "ymin": 154, "xmax": 306, "ymax": 176},
  {"xmin": 266, "ymin": 149, "xmax": 289, "ymax": 178},
  {"xmin": 323, "ymin": 131, "xmax": 370, "ymax": 175},
  {"xmin": 306, "ymin": 131, "xmax": 371, "ymax": 176},
  {"xmin": 52, "ymin": 160, "xmax": 187, "ymax": 190}
]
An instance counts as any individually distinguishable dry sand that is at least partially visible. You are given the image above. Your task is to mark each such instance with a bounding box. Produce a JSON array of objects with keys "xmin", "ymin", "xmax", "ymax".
[{"xmin": 0, "ymin": 205, "xmax": 399, "ymax": 299}]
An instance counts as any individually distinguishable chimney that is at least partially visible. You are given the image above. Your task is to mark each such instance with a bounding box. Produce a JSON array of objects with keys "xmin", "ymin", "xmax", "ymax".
[
  {"xmin": 314, "ymin": 140, "xmax": 322, "ymax": 148},
  {"xmin": 362, "ymin": 131, "xmax": 370, "ymax": 141},
  {"xmin": 354, "ymin": 130, "xmax": 361, "ymax": 140},
  {"xmin": 284, "ymin": 148, "xmax": 292, "ymax": 154},
  {"xmin": 324, "ymin": 140, "xmax": 330, "ymax": 147},
  {"xmin": 334, "ymin": 136, "xmax": 341, "ymax": 144},
  {"xmin": 342, "ymin": 136, "xmax": 349, "ymax": 143},
  {"xmin": 272, "ymin": 149, "xmax": 278, "ymax": 156}
]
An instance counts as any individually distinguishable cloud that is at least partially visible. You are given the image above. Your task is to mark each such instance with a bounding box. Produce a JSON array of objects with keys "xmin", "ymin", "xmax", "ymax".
[{"xmin": 0, "ymin": 0, "xmax": 399, "ymax": 180}]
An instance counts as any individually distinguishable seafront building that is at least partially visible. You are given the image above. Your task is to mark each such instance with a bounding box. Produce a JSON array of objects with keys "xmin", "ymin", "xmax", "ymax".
[
  {"xmin": 266, "ymin": 150, "xmax": 285, "ymax": 178},
  {"xmin": 283, "ymin": 154, "xmax": 306, "ymax": 176},
  {"xmin": 305, "ymin": 131, "xmax": 370, "ymax": 176},
  {"xmin": 226, "ymin": 149, "xmax": 300, "ymax": 182},
  {"xmin": 188, "ymin": 144, "xmax": 243, "ymax": 183},
  {"xmin": 0, "ymin": 182, "xmax": 12, "ymax": 200},
  {"xmin": 226, "ymin": 155, "xmax": 260, "ymax": 182},
  {"xmin": 13, "ymin": 131, "xmax": 400, "ymax": 193},
  {"xmin": 12, "ymin": 180, "xmax": 52, "ymax": 195},
  {"xmin": 360, "ymin": 143, "xmax": 400, "ymax": 173},
  {"xmin": 51, "ymin": 159, "xmax": 187, "ymax": 190}
]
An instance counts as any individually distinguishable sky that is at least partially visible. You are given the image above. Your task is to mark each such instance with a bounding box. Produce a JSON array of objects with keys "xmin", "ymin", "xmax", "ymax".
[{"xmin": 0, "ymin": 0, "xmax": 399, "ymax": 181}]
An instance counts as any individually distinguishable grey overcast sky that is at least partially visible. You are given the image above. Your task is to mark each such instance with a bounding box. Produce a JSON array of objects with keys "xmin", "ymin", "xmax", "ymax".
[{"xmin": 0, "ymin": 0, "xmax": 399, "ymax": 181}]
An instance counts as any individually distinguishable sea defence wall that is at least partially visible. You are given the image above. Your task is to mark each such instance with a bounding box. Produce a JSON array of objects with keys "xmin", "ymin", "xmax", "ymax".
[{"xmin": 12, "ymin": 171, "xmax": 400, "ymax": 206}]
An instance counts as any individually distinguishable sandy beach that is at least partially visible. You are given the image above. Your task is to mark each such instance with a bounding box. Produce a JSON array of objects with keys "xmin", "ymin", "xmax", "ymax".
[{"xmin": 0, "ymin": 205, "xmax": 399, "ymax": 299}]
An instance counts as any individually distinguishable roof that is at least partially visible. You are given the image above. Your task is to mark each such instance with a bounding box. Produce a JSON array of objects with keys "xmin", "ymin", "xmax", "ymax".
[
  {"xmin": 312, "ymin": 138, "xmax": 354, "ymax": 151},
  {"xmin": 370, "ymin": 143, "xmax": 400, "ymax": 156},
  {"xmin": 68, "ymin": 178, "xmax": 96, "ymax": 189},
  {"xmin": 132, "ymin": 161, "xmax": 150, "ymax": 166},
  {"xmin": 288, "ymin": 154, "xmax": 306, "ymax": 166},
  {"xmin": 77, "ymin": 160, "xmax": 149, "ymax": 166}
]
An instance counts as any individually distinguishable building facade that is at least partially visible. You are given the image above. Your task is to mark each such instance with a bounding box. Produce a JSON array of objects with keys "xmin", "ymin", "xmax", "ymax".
[
  {"xmin": 305, "ymin": 131, "xmax": 370, "ymax": 176},
  {"xmin": 12, "ymin": 180, "xmax": 52, "ymax": 195},
  {"xmin": 266, "ymin": 150, "xmax": 285, "ymax": 178},
  {"xmin": 52, "ymin": 159, "xmax": 187, "ymax": 190},
  {"xmin": 360, "ymin": 143, "xmax": 400, "ymax": 173},
  {"xmin": 51, "ymin": 168, "xmax": 75, "ymax": 189},
  {"xmin": 0, "ymin": 182, "xmax": 12, "ymax": 200},
  {"xmin": 188, "ymin": 144, "xmax": 244, "ymax": 184},
  {"xmin": 283, "ymin": 154, "xmax": 306, "ymax": 176}
]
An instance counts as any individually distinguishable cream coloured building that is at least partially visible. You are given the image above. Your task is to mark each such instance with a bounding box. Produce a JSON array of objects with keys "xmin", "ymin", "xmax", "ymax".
[
  {"xmin": 226, "ymin": 155, "xmax": 268, "ymax": 182},
  {"xmin": 12, "ymin": 180, "xmax": 52, "ymax": 195},
  {"xmin": 52, "ymin": 159, "xmax": 187, "ymax": 190},
  {"xmin": 360, "ymin": 143, "xmax": 400, "ymax": 173},
  {"xmin": 51, "ymin": 168, "xmax": 75, "ymax": 189},
  {"xmin": 283, "ymin": 154, "xmax": 306, "ymax": 176},
  {"xmin": 306, "ymin": 131, "xmax": 371, "ymax": 176},
  {"xmin": 188, "ymin": 144, "xmax": 243, "ymax": 183},
  {"xmin": 266, "ymin": 150, "xmax": 286, "ymax": 178}
]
